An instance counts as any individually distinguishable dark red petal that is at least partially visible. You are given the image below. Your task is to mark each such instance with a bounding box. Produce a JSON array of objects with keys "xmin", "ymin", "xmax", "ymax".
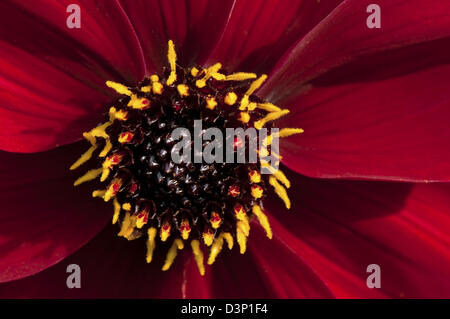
[
  {"xmin": 206, "ymin": 0, "xmax": 343, "ymax": 74},
  {"xmin": 278, "ymin": 61, "xmax": 450, "ymax": 181},
  {"xmin": 118, "ymin": 0, "xmax": 235, "ymax": 71},
  {"xmin": 0, "ymin": 225, "xmax": 188, "ymax": 298},
  {"xmin": 0, "ymin": 0, "xmax": 146, "ymax": 153},
  {"xmin": 265, "ymin": 171, "xmax": 450, "ymax": 298},
  {"xmin": 260, "ymin": 0, "xmax": 450, "ymax": 102},
  {"xmin": 0, "ymin": 142, "xmax": 110, "ymax": 282}
]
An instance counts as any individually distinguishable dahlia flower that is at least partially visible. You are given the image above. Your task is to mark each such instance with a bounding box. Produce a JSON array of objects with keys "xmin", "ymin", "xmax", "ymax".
[{"xmin": 0, "ymin": 0, "xmax": 449, "ymax": 298}]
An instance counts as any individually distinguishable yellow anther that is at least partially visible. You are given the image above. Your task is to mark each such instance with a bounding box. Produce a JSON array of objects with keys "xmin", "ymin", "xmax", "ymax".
[
  {"xmin": 256, "ymin": 103, "xmax": 282, "ymax": 112},
  {"xmin": 73, "ymin": 168, "xmax": 102, "ymax": 186},
  {"xmin": 135, "ymin": 209, "xmax": 149, "ymax": 229},
  {"xmin": 239, "ymin": 112, "xmax": 250, "ymax": 123},
  {"xmin": 239, "ymin": 95, "xmax": 249, "ymax": 111},
  {"xmin": 210, "ymin": 211, "xmax": 222, "ymax": 229},
  {"xmin": 223, "ymin": 232, "xmax": 234, "ymax": 249},
  {"xmin": 118, "ymin": 212, "xmax": 131, "ymax": 237},
  {"xmin": 239, "ymin": 75, "xmax": 267, "ymax": 110},
  {"xmin": 236, "ymin": 225, "xmax": 247, "ymax": 254},
  {"xmin": 70, "ymin": 145, "xmax": 97, "ymax": 170},
  {"xmin": 180, "ymin": 219, "xmax": 191, "ymax": 240},
  {"xmin": 196, "ymin": 63, "xmax": 222, "ymax": 88},
  {"xmin": 127, "ymin": 95, "xmax": 150, "ymax": 110},
  {"xmin": 99, "ymin": 139, "xmax": 112, "ymax": 157},
  {"xmin": 211, "ymin": 72, "xmax": 226, "ymax": 80},
  {"xmin": 252, "ymin": 205, "xmax": 273, "ymax": 239},
  {"xmin": 206, "ymin": 97, "xmax": 218, "ymax": 110},
  {"xmin": 92, "ymin": 189, "xmax": 106, "ymax": 198},
  {"xmin": 162, "ymin": 239, "xmax": 184, "ymax": 271},
  {"xmin": 237, "ymin": 219, "xmax": 250, "ymax": 237},
  {"xmin": 100, "ymin": 168, "xmax": 110, "ymax": 182},
  {"xmin": 269, "ymin": 176, "xmax": 291, "ymax": 209},
  {"xmin": 112, "ymin": 198, "xmax": 121, "ymax": 224},
  {"xmin": 150, "ymin": 74, "xmax": 159, "ymax": 82},
  {"xmin": 260, "ymin": 161, "xmax": 291, "ymax": 188},
  {"xmin": 249, "ymin": 170, "xmax": 261, "ymax": 183},
  {"xmin": 247, "ymin": 102, "xmax": 257, "ymax": 111},
  {"xmin": 166, "ymin": 40, "xmax": 177, "ymax": 86},
  {"xmin": 122, "ymin": 203, "xmax": 131, "ymax": 211},
  {"xmin": 254, "ymin": 110, "xmax": 290, "ymax": 130},
  {"xmin": 152, "ymin": 81, "xmax": 164, "ymax": 95},
  {"xmin": 160, "ymin": 223, "xmax": 171, "ymax": 242},
  {"xmin": 82, "ymin": 132, "xmax": 96, "ymax": 145},
  {"xmin": 106, "ymin": 81, "xmax": 132, "ymax": 96},
  {"xmin": 109, "ymin": 107, "xmax": 128, "ymax": 121},
  {"xmin": 225, "ymin": 72, "xmax": 257, "ymax": 81},
  {"xmin": 224, "ymin": 92, "xmax": 238, "ymax": 105},
  {"xmin": 278, "ymin": 128, "xmax": 304, "ymax": 137},
  {"xmin": 89, "ymin": 122, "xmax": 111, "ymax": 139},
  {"xmin": 140, "ymin": 85, "xmax": 151, "ymax": 93},
  {"xmin": 191, "ymin": 67, "xmax": 200, "ymax": 77},
  {"xmin": 207, "ymin": 234, "xmax": 224, "ymax": 265},
  {"xmin": 251, "ymin": 185, "xmax": 264, "ymax": 198},
  {"xmin": 146, "ymin": 227, "xmax": 157, "ymax": 263},
  {"xmin": 177, "ymin": 84, "xmax": 189, "ymax": 97},
  {"xmin": 104, "ymin": 178, "xmax": 122, "ymax": 202},
  {"xmin": 203, "ymin": 231, "xmax": 214, "ymax": 246},
  {"xmin": 191, "ymin": 240, "xmax": 205, "ymax": 276}
]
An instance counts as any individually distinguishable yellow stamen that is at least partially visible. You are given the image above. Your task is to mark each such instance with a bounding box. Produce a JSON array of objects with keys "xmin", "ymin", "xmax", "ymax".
[
  {"xmin": 70, "ymin": 145, "xmax": 97, "ymax": 170},
  {"xmin": 236, "ymin": 223, "xmax": 248, "ymax": 254},
  {"xmin": 278, "ymin": 128, "xmax": 305, "ymax": 137},
  {"xmin": 251, "ymin": 185, "xmax": 264, "ymax": 198},
  {"xmin": 196, "ymin": 63, "xmax": 222, "ymax": 88},
  {"xmin": 202, "ymin": 230, "xmax": 214, "ymax": 246},
  {"xmin": 206, "ymin": 97, "xmax": 218, "ymax": 110},
  {"xmin": 177, "ymin": 84, "xmax": 189, "ymax": 97},
  {"xmin": 237, "ymin": 219, "xmax": 250, "ymax": 237},
  {"xmin": 160, "ymin": 223, "xmax": 171, "ymax": 242},
  {"xmin": 118, "ymin": 212, "xmax": 132, "ymax": 237},
  {"xmin": 249, "ymin": 170, "xmax": 261, "ymax": 183},
  {"xmin": 162, "ymin": 239, "xmax": 184, "ymax": 271},
  {"xmin": 191, "ymin": 67, "xmax": 200, "ymax": 77},
  {"xmin": 152, "ymin": 82, "xmax": 164, "ymax": 95},
  {"xmin": 225, "ymin": 72, "xmax": 257, "ymax": 81},
  {"xmin": 112, "ymin": 198, "xmax": 121, "ymax": 224},
  {"xmin": 191, "ymin": 240, "xmax": 205, "ymax": 276},
  {"xmin": 239, "ymin": 75, "xmax": 267, "ymax": 110},
  {"xmin": 127, "ymin": 95, "xmax": 150, "ymax": 110},
  {"xmin": 106, "ymin": 81, "xmax": 132, "ymax": 96},
  {"xmin": 140, "ymin": 85, "xmax": 151, "ymax": 93},
  {"xmin": 207, "ymin": 234, "xmax": 224, "ymax": 265},
  {"xmin": 99, "ymin": 139, "xmax": 112, "ymax": 157},
  {"xmin": 74, "ymin": 168, "xmax": 102, "ymax": 186},
  {"xmin": 92, "ymin": 189, "xmax": 106, "ymax": 198},
  {"xmin": 122, "ymin": 203, "xmax": 131, "ymax": 211},
  {"xmin": 252, "ymin": 205, "xmax": 273, "ymax": 239},
  {"xmin": 269, "ymin": 176, "xmax": 291, "ymax": 209},
  {"xmin": 109, "ymin": 107, "xmax": 128, "ymax": 121},
  {"xmin": 166, "ymin": 40, "xmax": 177, "ymax": 86},
  {"xmin": 260, "ymin": 161, "xmax": 291, "ymax": 188},
  {"xmin": 146, "ymin": 227, "xmax": 157, "ymax": 263},
  {"xmin": 150, "ymin": 74, "xmax": 159, "ymax": 82},
  {"xmin": 224, "ymin": 92, "xmax": 238, "ymax": 105},
  {"xmin": 239, "ymin": 112, "xmax": 250, "ymax": 123},
  {"xmin": 254, "ymin": 110, "xmax": 290, "ymax": 130},
  {"xmin": 223, "ymin": 232, "xmax": 234, "ymax": 249},
  {"xmin": 256, "ymin": 102, "xmax": 282, "ymax": 112}
]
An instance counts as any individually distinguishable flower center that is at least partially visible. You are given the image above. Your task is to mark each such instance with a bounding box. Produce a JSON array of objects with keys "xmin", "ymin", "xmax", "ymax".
[{"xmin": 70, "ymin": 41, "xmax": 303, "ymax": 275}]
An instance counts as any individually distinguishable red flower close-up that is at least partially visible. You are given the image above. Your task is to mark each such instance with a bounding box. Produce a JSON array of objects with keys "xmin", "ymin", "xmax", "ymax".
[{"xmin": 1, "ymin": 0, "xmax": 450, "ymax": 299}]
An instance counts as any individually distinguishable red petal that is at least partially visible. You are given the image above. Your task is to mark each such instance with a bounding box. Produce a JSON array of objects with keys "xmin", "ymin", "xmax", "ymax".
[
  {"xmin": 0, "ymin": 142, "xmax": 110, "ymax": 282},
  {"xmin": 0, "ymin": 225, "xmax": 187, "ymax": 298},
  {"xmin": 0, "ymin": 0, "xmax": 146, "ymax": 153},
  {"xmin": 118, "ymin": 0, "xmax": 235, "ymax": 70},
  {"xmin": 260, "ymin": 0, "xmax": 450, "ymax": 102},
  {"xmin": 278, "ymin": 61, "xmax": 450, "ymax": 181},
  {"xmin": 206, "ymin": 0, "xmax": 343, "ymax": 74},
  {"xmin": 265, "ymin": 171, "xmax": 450, "ymax": 298}
]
